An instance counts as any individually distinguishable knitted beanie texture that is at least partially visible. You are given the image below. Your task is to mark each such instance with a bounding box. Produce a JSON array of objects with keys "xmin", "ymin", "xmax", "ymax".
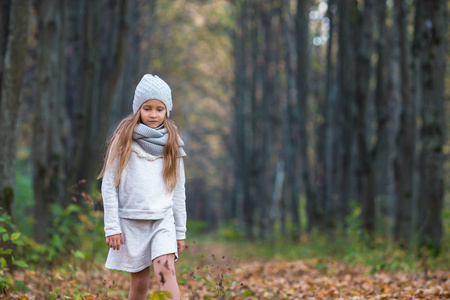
[{"xmin": 133, "ymin": 74, "xmax": 172, "ymax": 117}]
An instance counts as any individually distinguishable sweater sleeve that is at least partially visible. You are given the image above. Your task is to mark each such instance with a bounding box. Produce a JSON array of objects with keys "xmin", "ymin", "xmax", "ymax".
[
  {"xmin": 172, "ymin": 158, "xmax": 187, "ymax": 240},
  {"xmin": 101, "ymin": 156, "xmax": 122, "ymax": 237}
]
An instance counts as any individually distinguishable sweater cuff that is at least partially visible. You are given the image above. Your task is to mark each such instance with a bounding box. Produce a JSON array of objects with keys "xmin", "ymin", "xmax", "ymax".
[
  {"xmin": 176, "ymin": 229, "xmax": 186, "ymax": 240},
  {"xmin": 105, "ymin": 227, "xmax": 122, "ymax": 237}
]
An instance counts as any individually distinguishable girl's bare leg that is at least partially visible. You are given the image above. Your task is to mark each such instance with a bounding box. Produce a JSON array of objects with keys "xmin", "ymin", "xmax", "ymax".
[
  {"xmin": 129, "ymin": 267, "xmax": 150, "ymax": 300},
  {"xmin": 152, "ymin": 254, "xmax": 180, "ymax": 300}
]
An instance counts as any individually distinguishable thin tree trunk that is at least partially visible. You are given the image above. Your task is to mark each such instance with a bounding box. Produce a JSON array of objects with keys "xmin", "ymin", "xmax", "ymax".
[
  {"xmin": 324, "ymin": 0, "xmax": 337, "ymax": 231},
  {"xmin": 245, "ymin": 1, "xmax": 262, "ymax": 240},
  {"xmin": 65, "ymin": 0, "xmax": 86, "ymax": 197},
  {"xmin": 415, "ymin": 0, "xmax": 446, "ymax": 254},
  {"xmin": 0, "ymin": 0, "xmax": 29, "ymax": 270},
  {"xmin": 393, "ymin": 0, "xmax": 415, "ymax": 247},
  {"xmin": 354, "ymin": 0, "xmax": 376, "ymax": 235},
  {"xmin": 0, "ymin": 1, "xmax": 11, "ymax": 71},
  {"xmin": 296, "ymin": 0, "xmax": 316, "ymax": 232},
  {"xmin": 0, "ymin": 0, "xmax": 30, "ymax": 215},
  {"xmin": 281, "ymin": 0, "xmax": 301, "ymax": 240},
  {"xmin": 88, "ymin": 0, "xmax": 129, "ymax": 192},
  {"xmin": 138, "ymin": 0, "xmax": 157, "ymax": 76},
  {"xmin": 373, "ymin": 0, "xmax": 392, "ymax": 232},
  {"xmin": 336, "ymin": 0, "xmax": 357, "ymax": 226},
  {"xmin": 232, "ymin": 0, "xmax": 251, "ymax": 237},
  {"xmin": 259, "ymin": 0, "xmax": 276, "ymax": 239},
  {"xmin": 67, "ymin": 0, "xmax": 129, "ymax": 194},
  {"xmin": 114, "ymin": 1, "xmax": 141, "ymax": 128},
  {"xmin": 68, "ymin": 0, "xmax": 99, "ymax": 193},
  {"xmin": 33, "ymin": 0, "xmax": 66, "ymax": 244}
]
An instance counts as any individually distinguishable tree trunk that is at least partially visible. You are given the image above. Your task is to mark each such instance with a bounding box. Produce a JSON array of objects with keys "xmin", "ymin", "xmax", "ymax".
[
  {"xmin": 0, "ymin": 0, "xmax": 30, "ymax": 216},
  {"xmin": 280, "ymin": 0, "xmax": 301, "ymax": 240},
  {"xmin": 296, "ymin": 0, "xmax": 316, "ymax": 232},
  {"xmin": 245, "ymin": 1, "xmax": 262, "ymax": 240},
  {"xmin": 231, "ymin": 0, "xmax": 251, "ymax": 237},
  {"xmin": 393, "ymin": 0, "xmax": 415, "ymax": 247},
  {"xmin": 64, "ymin": 0, "xmax": 86, "ymax": 197},
  {"xmin": 0, "ymin": 1, "xmax": 11, "ymax": 71},
  {"xmin": 336, "ymin": 0, "xmax": 357, "ymax": 226},
  {"xmin": 113, "ymin": 1, "xmax": 141, "ymax": 127},
  {"xmin": 259, "ymin": 0, "xmax": 276, "ymax": 239},
  {"xmin": 138, "ymin": 0, "xmax": 157, "ymax": 76},
  {"xmin": 32, "ymin": 0, "xmax": 66, "ymax": 244},
  {"xmin": 66, "ymin": 0, "xmax": 99, "ymax": 194},
  {"xmin": 323, "ymin": 0, "xmax": 337, "ymax": 231},
  {"xmin": 354, "ymin": 0, "xmax": 376, "ymax": 235},
  {"xmin": 415, "ymin": 0, "xmax": 446, "ymax": 255},
  {"xmin": 67, "ymin": 0, "xmax": 129, "ymax": 194},
  {"xmin": 92, "ymin": 0, "xmax": 129, "ymax": 189},
  {"xmin": 372, "ymin": 0, "xmax": 393, "ymax": 232}
]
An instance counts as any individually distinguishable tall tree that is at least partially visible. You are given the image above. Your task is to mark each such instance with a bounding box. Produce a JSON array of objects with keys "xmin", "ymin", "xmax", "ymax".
[
  {"xmin": 64, "ymin": 0, "xmax": 85, "ymax": 189},
  {"xmin": 415, "ymin": 0, "xmax": 447, "ymax": 254},
  {"xmin": 354, "ymin": 0, "xmax": 376, "ymax": 234},
  {"xmin": 393, "ymin": 0, "xmax": 415, "ymax": 247},
  {"xmin": 66, "ymin": 0, "xmax": 129, "ymax": 193},
  {"xmin": 323, "ymin": 0, "xmax": 338, "ymax": 230},
  {"xmin": 66, "ymin": 0, "xmax": 100, "ymax": 196},
  {"xmin": 231, "ymin": 0, "xmax": 252, "ymax": 237},
  {"xmin": 32, "ymin": 0, "xmax": 66, "ymax": 244},
  {"xmin": 93, "ymin": 0, "xmax": 129, "ymax": 180},
  {"xmin": 0, "ymin": 0, "xmax": 30, "ymax": 215},
  {"xmin": 112, "ymin": 1, "xmax": 142, "ymax": 126},
  {"xmin": 373, "ymin": 0, "xmax": 392, "ymax": 226},
  {"xmin": 280, "ymin": 0, "xmax": 301, "ymax": 239},
  {"xmin": 245, "ymin": 0, "xmax": 262, "ymax": 240},
  {"xmin": 259, "ymin": 0, "xmax": 277, "ymax": 239},
  {"xmin": 335, "ymin": 0, "xmax": 357, "ymax": 226},
  {"xmin": 296, "ymin": 0, "xmax": 317, "ymax": 231}
]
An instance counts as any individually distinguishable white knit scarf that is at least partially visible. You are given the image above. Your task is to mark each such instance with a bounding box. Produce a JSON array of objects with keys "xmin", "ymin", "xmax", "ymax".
[{"xmin": 133, "ymin": 123, "xmax": 186, "ymax": 157}]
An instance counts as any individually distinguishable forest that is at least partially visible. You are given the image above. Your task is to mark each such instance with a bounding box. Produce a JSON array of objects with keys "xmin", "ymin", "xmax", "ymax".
[{"xmin": 0, "ymin": 0, "xmax": 449, "ymax": 299}]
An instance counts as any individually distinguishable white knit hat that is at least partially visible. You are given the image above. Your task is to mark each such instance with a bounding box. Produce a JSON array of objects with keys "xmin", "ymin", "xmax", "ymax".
[{"xmin": 132, "ymin": 74, "xmax": 173, "ymax": 117}]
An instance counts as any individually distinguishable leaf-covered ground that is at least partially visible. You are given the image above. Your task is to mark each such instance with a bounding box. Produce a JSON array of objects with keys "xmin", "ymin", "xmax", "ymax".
[{"xmin": 3, "ymin": 257, "xmax": 449, "ymax": 299}]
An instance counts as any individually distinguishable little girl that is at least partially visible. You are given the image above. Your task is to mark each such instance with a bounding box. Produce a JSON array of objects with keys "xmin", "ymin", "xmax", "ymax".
[{"xmin": 98, "ymin": 74, "xmax": 187, "ymax": 300}]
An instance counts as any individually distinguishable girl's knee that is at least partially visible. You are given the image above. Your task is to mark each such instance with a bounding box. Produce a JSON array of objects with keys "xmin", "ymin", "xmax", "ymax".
[
  {"xmin": 130, "ymin": 267, "xmax": 150, "ymax": 287},
  {"xmin": 152, "ymin": 254, "xmax": 176, "ymax": 268}
]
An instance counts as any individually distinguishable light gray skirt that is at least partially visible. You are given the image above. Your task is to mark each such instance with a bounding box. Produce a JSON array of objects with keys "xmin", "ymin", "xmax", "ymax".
[{"xmin": 105, "ymin": 211, "xmax": 178, "ymax": 273}]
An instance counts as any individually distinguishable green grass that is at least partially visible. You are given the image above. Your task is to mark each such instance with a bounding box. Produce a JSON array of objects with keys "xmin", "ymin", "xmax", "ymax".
[
  {"xmin": 183, "ymin": 213, "xmax": 450, "ymax": 274},
  {"xmin": 181, "ymin": 233, "xmax": 450, "ymax": 273}
]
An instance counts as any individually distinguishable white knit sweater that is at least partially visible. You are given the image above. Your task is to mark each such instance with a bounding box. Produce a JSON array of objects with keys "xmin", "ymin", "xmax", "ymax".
[{"xmin": 102, "ymin": 141, "xmax": 186, "ymax": 239}]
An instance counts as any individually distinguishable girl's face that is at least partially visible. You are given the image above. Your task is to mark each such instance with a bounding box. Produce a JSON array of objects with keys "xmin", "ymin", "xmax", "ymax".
[{"xmin": 139, "ymin": 99, "xmax": 166, "ymax": 128}]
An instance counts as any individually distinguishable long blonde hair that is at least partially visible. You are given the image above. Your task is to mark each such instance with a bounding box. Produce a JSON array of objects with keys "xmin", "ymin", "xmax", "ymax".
[{"xmin": 98, "ymin": 111, "xmax": 181, "ymax": 193}]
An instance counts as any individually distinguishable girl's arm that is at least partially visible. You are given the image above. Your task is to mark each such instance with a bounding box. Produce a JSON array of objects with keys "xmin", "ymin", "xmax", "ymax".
[
  {"xmin": 172, "ymin": 158, "xmax": 187, "ymax": 240},
  {"xmin": 102, "ymin": 157, "xmax": 122, "ymax": 237}
]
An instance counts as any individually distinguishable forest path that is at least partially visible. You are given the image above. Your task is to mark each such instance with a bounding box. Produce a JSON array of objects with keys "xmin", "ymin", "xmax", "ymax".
[{"xmin": 6, "ymin": 258, "xmax": 449, "ymax": 299}]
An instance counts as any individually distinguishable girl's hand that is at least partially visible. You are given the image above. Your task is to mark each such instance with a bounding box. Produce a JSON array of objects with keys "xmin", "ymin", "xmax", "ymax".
[
  {"xmin": 177, "ymin": 240, "xmax": 185, "ymax": 255},
  {"xmin": 106, "ymin": 234, "xmax": 123, "ymax": 250}
]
